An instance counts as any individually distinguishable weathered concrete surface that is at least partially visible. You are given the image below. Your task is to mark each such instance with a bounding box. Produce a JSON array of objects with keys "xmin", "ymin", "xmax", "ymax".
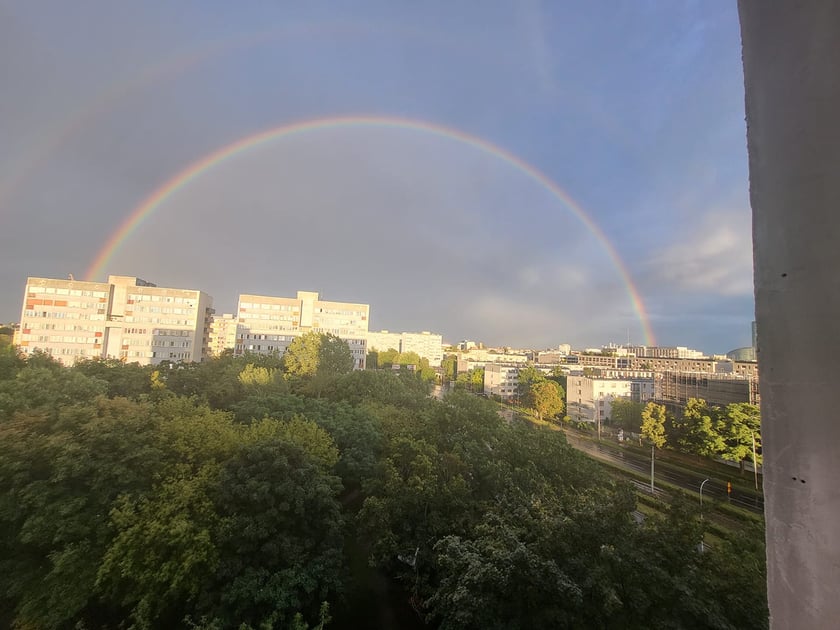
[{"xmin": 739, "ymin": 2, "xmax": 840, "ymax": 627}]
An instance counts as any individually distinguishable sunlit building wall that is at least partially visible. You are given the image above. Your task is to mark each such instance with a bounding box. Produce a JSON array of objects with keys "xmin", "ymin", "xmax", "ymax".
[
  {"xmin": 567, "ymin": 375, "xmax": 655, "ymax": 424},
  {"xmin": 366, "ymin": 331, "xmax": 402, "ymax": 353},
  {"xmin": 236, "ymin": 291, "xmax": 369, "ymax": 369},
  {"xmin": 483, "ymin": 363, "xmax": 521, "ymax": 400},
  {"xmin": 208, "ymin": 313, "xmax": 241, "ymax": 357},
  {"xmin": 17, "ymin": 275, "xmax": 213, "ymax": 365},
  {"xmin": 367, "ymin": 330, "xmax": 443, "ymax": 367}
]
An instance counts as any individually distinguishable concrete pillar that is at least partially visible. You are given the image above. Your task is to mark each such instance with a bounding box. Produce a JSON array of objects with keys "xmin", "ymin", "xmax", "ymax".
[{"xmin": 739, "ymin": 2, "xmax": 840, "ymax": 627}]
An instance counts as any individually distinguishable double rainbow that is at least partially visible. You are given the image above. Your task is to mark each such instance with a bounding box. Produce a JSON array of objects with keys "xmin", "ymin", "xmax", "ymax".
[{"xmin": 85, "ymin": 115, "xmax": 655, "ymax": 345}]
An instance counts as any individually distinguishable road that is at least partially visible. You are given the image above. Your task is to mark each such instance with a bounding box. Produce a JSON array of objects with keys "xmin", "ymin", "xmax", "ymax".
[{"xmin": 561, "ymin": 430, "xmax": 764, "ymax": 514}]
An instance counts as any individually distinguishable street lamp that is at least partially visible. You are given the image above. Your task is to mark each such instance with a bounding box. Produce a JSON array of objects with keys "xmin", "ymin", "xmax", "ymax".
[{"xmin": 699, "ymin": 478, "xmax": 710, "ymax": 512}]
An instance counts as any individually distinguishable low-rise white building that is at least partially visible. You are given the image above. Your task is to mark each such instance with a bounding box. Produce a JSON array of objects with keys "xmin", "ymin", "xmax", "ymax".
[
  {"xmin": 483, "ymin": 363, "xmax": 521, "ymax": 400},
  {"xmin": 566, "ymin": 375, "xmax": 655, "ymax": 424},
  {"xmin": 366, "ymin": 330, "xmax": 444, "ymax": 367}
]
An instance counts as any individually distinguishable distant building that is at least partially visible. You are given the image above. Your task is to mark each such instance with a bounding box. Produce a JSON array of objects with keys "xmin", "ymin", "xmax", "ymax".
[
  {"xmin": 567, "ymin": 375, "xmax": 655, "ymax": 424},
  {"xmin": 366, "ymin": 330, "xmax": 444, "ymax": 367},
  {"xmin": 655, "ymin": 370, "xmax": 760, "ymax": 415},
  {"xmin": 235, "ymin": 291, "xmax": 369, "ymax": 369},
  {"xmin": 483, "ymin": 363, "xmax": 521, "ymax": 400},
  {"xmin": 17, "ymin": 275, "xmax": 213, "ymax": 365},
  {"xmin": 622, "ymin": 345, "xmax": 707, "ymax": 359},
  {"xmin": 726, "ymin": 346, "xmax": 757, "ymax": 362},
  {"xmin": 455, "ymin": 349, "xmax": 530, "ymax": 373},
  {"xmin": 207, "ymin": 313, "xmax": 241, "ymax": 357},
  {"xmin": 571, "ymin": 352, "xmax": 759, "ymax": 378}
]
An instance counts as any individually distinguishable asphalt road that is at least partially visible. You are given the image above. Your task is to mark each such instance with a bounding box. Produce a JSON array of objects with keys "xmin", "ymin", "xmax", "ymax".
[{"xmin": 561, "ymin": 431, "xmax": 765, "ymax": 514}]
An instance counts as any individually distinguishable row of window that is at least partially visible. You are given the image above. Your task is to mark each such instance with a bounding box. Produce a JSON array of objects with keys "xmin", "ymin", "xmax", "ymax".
[
  {"xmin": 239, "ymin": 302, "xmax": 297, "ymax": 311},
  {"xmin": 124, "ymin": 317, "xmax": 194, "ymax": 326},
  {"xmin": 152, "ymin": 329, "xmax": 192, "ymax": 337},
  {"xmin": 26, "ymin": 346, "xmax": 93, "ymax": 356},
  {"xmin": 23, "ymin": 322, "xmax": 102, "ymax": 332},
  {"xmin": 128, "ymin": 294, "xmax": 195, "ymax": 304},
  {"xmin": 30, "ymin": 335, "xmax": 99, "ymax": 344},
  {"xmin": 319, "ymin": 308, "xmax": 366, "ymax": 317},
  {"xmin": 239, "ymin": 334, "xmax": 295, "ymax": 342},
  {"xmin": 240, "ymin": 313, "xmax": 298, "ymax": 322},
  {"xmin": 130, "ymin": 306, "xmax": 196, "ymax": 315},
  {"xmin": 24, "ymin": 310, "xmax": 106, "ymax": 320},
  {"xmin": 28, "ymin": 287, "xmax": 108, "ymax": 297}
]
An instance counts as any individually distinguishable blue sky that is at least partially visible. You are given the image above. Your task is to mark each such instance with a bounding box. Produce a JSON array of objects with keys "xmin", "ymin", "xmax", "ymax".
[{"xmin": 0, "ymin": 2, "xmax": 754, "ymax": 353}]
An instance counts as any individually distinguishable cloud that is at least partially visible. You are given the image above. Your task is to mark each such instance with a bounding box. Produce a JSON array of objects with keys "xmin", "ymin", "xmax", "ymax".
[{"xmin": 649, "ymin": 208, "xmax": 753, "ymax": 296}]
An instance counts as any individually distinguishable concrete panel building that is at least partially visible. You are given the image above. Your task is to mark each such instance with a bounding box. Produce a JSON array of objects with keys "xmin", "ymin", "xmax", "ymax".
[
  {"xmin": 483, "ymin": 363, "xmax": 521, "ymax": 400},
  {"xmin": 567, "ymin": 375, "xmax": 655, "ymax": 425},
  {"xmin": 367, "ymin": 330, "xmax": 444, "ymax": 367},
  {"xmin": 236, "ymin": 291, "xmax": 369, "ymax": 369},
  {"xmin": 208, "ymin": 313, "xmax": 241, "ymax": 357},
  {"xmin": 18, "ymin": 275, "xmax": 213, "ymax": 365}
]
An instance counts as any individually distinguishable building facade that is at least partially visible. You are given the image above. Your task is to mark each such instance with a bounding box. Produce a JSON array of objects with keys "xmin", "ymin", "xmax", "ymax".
[
  {"xmin": 566, "ymin": 375, "xmax": 655, "ymax": 424},
  {"xmin": 235, "ymin": 291, "xmax": 369, "ymax": 369},
  {"xmin": 367, "ymin": 330, "xmax": 444, "ymax": 367},
  {"xmin": 207, "ymin": 313, "xmax": 241, "ymax": 357},
  {"xmin": 18, "ymin": 275, "xmax": 213, "ymax": 365},
  {"xmin": 655, "ymin": 370, "xmax": 760, "ymax": 415},
  {"xmin": 483, "ymin": 363, "xmax": 521, "ymax": 400}
]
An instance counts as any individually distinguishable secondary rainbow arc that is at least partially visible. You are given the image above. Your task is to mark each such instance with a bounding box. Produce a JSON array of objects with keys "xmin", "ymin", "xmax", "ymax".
[{"xmin": 85, "ymin": 115, "xmax": 656, "ymax": 345}]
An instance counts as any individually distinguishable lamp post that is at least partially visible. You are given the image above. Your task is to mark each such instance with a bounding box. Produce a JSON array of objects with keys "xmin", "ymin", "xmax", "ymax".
[
  {"xmin": 596, "ymin": 399, "xmax": 601, "ymax": 440},
  {"xmin": 699, "ymin": 478, "xmax": 710, "ymax": 513}
]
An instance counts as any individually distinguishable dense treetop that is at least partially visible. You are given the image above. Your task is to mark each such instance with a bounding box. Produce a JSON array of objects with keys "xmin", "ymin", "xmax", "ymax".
[{"xmin": 0, "ymin": 335, "xmax": 767, "ymax": 629}]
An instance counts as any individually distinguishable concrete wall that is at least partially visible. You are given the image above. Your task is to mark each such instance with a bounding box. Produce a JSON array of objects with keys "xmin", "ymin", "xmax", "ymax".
[{"xmin": 739, "ymin": 2, "xmax": 840, "ymax": 627}]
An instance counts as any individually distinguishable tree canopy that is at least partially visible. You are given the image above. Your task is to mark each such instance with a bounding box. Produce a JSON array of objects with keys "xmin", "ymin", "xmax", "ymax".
[
  {"xmin": 283, "ymin": 332, "xmax": 355, "ymax": 379},
  {"xmin": 0, "ymin": 349, "xmax": 767, "ymax": 629}
]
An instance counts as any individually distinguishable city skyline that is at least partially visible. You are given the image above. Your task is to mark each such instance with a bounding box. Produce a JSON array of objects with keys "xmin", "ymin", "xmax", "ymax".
[{"xmin": 0, "ymin": 3, "xmax": 754, "ymax": 352}]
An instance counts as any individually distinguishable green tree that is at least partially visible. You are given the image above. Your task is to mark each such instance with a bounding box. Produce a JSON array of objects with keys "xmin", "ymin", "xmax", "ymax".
[
  {"xmin": 547, "ymin": 366, "xmax": 567, "ymax": 392},
  {"xmin": 0, "ymin": 396, "xmax": 166, "ymax": 628},
  {"xmin": 375, "ymin": 348, "xmax": 399, "ymax": 368},
  {"xmin": 237, "ymin": 363, "xmax": 278, "ymax": 389},
  {"xmin": 441, "ymin": 354, "xmax": 457, "ymax": 383},
  {"xmin": 284, "ymin": 332, "xmax": 355, "ymax": 379},
  {"xmin": 609, "ymin": 398, "xmax": 644, "ymax": 432},
  {"xmin": 516, "ymin": 366, "xmax": 545, "ymax": 407},
  {"xmin": 0, "ymin": 333, "xmax": 24, "ymax": 381},
  {"xmin": 674, "ymin": 398, "xmax": 726, "ymax": 458},
  {"xmin": 641, "ymin": 402, "xmax": 667, "ymax": 493},
  {"xmin": 721, "ymin": 402, "xmax": 762, "ymax": 475},
  {"xmin": 531, "ymin": 380, "xmax": 565, "ymax": 421},
  {"xmin": 454, "ymin": 367, "xmax": 484, "ymax": 392},
  {"xmin": 470, "ymin": 366, "xmax": 484, "ymax": 392}
]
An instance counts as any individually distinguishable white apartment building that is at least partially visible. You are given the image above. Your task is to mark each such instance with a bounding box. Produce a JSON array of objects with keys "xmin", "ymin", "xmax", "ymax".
[
  {"xmin": 236, "ymin": 291, "xmax": 369, "ymax": 369},
  {"xmin": 566, "ymin": 375, "xmax": 655, "ymax": 424},
  {"xmin": 367, "ymin": 330, "xmax": 444, "ymax": 367},
  {"xmin": 366, "ymin": 330, "xmax": 402, "ymax": 354},
  {"xmin": 18, "ymin": 275, "xmax": 213, "ymax": 365},
  {"xmin": 208, "ymin": 313, "xmax": 241, "ymax": 357},
  {"xmin": 483, "ymin": 363, "xmax": 521, "ymax": 400}
]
